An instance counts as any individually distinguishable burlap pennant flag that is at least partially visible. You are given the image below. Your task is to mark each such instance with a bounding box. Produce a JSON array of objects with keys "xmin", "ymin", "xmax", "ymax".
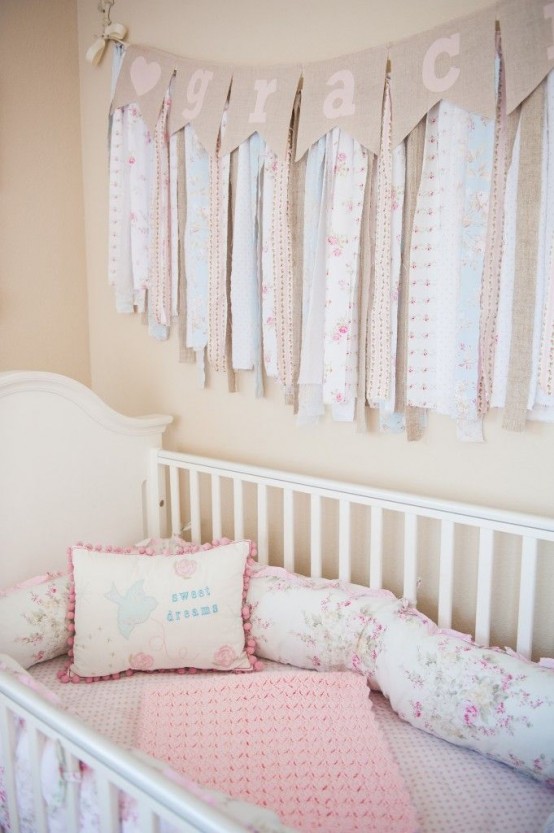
[
  {"xmin": 499, "ymin": 0, "xmax": 554, "ymax": 114},
  {"xmin": 389, "ymin": 6, "xmax": 496, "ymax": 148},
  {"xmin": 295, "ymin": 47, "xmax": 388, "ymax": 160},
  {"xmin": 111, "ymin": 45, "xmax": 177, "ymax": 135},
  {"xmin": 169, "ymin": 58, "xmax": 232, "ymax": 155},
  {"xmin": 220, "ymin": 65, "xmax": 301, "ymax": 160}
]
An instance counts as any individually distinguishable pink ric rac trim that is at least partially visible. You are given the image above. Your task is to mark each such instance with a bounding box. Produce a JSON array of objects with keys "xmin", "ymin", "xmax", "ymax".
[{"xmin": 57, "ymin": 539, "xmax": 262, "ymax": 684}]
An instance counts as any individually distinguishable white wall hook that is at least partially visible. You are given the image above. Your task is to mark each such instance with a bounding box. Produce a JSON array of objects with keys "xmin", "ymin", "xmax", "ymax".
[{"xmin": 86, "ymin": 1, "xmax": 127, "ymax": 65}]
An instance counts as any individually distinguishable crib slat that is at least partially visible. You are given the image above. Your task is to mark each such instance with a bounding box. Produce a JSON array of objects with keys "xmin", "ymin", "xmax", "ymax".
[
  {"xmin": 338, "ymin": 500, "xmax": 351, "ymax": 581},
  {"xmin": 516, "ymin": 537, "xmax": 538, "ymax": 659},
  {"xmin": 233, "ymin": 479, "xmax": 245, "ymax": 540},
  {"xmin": 403, "ymin": 513, "xmax": 418, "ymax": 603},
  {"xmin": 63, "ymin": 750, "xmax": 81, "ymax": 833},
  {"xmin": 27, "ymin": 725, "xmax": 48, "ymax": 833},
  {"xmin": 0, "ymin": 702, "xmax": 20, "ymax": 832},
  {"xmin": 257, "ymin": 484, "xmax": 269, "ymax": 564},
  {"xmin": 475, "ymin": 527, "xmax": 494, "ymax": 647},
  {"xmin": 283, "ymin": 488, "xmax": 294, "ymax": 572},
  {"xmin": 438, "ymin": 520, "xmax": 455, "ymax": 629},
  {"xmin": 211, "ymin": 474, "xmax": 222, "ymax": 540},
  {"xmin": 189, "ymin": 470, "xmax": 201, "ymax": 543},
  {"xmin": 310, "ymin": 494, "xmax": 322, "ymax": 578},
  {"xmin": 369, "ymin": 505, "xmax": 383, "ymax": 589},
  {"xmin": 136, "ymin": 800, "xmax": 159, "ymax": 833},
  {"xmin": 96, "ymin": 775, "xmax": 119, "ymax": 832},
  {"xmin": 169, "ymin": 465, "xmax": 181, "ymax": 537}
]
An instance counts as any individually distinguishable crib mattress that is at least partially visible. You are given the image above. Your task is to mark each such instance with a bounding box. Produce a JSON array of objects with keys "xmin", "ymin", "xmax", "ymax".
[{"xmin": 30, "ymin": 658, "xmax": 554, "ymax": 833}]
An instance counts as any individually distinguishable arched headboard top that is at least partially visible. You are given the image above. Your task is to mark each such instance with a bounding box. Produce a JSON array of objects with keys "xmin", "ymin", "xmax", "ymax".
[
  {"xmin": 0, "ymin": 371, "xmax": 173, "ymax": 437},
  {"xmin": 0, "ymin": 372, "xmax": 173, "ymax": 587}
]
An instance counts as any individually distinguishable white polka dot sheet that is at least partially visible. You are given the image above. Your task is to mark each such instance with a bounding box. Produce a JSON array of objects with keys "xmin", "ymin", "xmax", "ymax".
[{"xmin": 30, "ymin": 658, "xmax": 554, "ymax": 833}]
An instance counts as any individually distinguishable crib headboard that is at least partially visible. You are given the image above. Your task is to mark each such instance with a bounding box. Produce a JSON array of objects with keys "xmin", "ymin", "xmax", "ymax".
[{"xmin": 0, "ymin": 371, "xmax": 172, "ymax": 588}]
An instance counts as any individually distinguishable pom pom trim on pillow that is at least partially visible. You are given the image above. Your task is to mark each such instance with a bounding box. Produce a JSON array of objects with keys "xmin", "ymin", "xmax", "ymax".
[{"xmin": 58, "ymin": 538, "xmax": 262, "ymax": 683}]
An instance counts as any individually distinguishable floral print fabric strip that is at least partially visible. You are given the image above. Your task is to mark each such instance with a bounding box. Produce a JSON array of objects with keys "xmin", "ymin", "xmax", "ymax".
[{"xmin": 323, "ymin": 130, "xmax": 368, "ymax": 416}]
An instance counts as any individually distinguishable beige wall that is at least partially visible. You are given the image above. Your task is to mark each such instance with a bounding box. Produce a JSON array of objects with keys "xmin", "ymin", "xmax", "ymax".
[
  {"xmin": 0, "ymin": 0, "xmax": 548, "ymax": 653},
  {"xmin": 0, "ymin": 0, "xmax": 90, "ymax": 383}
]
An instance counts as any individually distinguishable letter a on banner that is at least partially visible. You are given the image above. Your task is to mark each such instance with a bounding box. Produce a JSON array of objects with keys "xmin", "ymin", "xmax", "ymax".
[
  {"xmin": 220, "ymin": 66, "xmax": 301, "ymax": 160},
  {"xmin": 323, "ymin": 70, "xmax": 357, "ymax": 118},
  {"xmin": 170, "ymin": 58, "xmax": 232, "ymax": 155},
  {"xmin": 389, "ymin": 6, "xmax": 496, "ymax": 148},
  {"xmin": 296, "ymin": 47, "xmax": 388, "ymax": 160}
]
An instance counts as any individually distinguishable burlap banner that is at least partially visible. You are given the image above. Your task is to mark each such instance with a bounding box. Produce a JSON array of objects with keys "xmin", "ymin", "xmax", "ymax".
[
  {"xmin": 110, "ymin": 0, "xmax": 554, "ymax": 157},
  {"xmin": 112, "ymin": 45, "xmax": 177, "ymax": 135},
  {"xmin": 499, "ymin": 0, "xmax": 554, "ymax": 115},
  {"xmin": 170, "ymin": 58, "xmax": 232, "ymax": 155},
  {"xmin": 295, "ymin": 48, "xmax": 388, "ymax": 160},
  {"xmin": 221, "ymin": 65, "xmax": 301, "ymax": 159},
  {"xmin": 389, "ymin": 6, "xmax": 496, "ymax": 148}
]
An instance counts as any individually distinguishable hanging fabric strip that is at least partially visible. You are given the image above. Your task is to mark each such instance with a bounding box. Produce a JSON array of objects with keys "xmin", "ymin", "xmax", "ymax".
[
  {"xmin": 477, "ymin": 61, "xmax": 503, "ymax": 414},
  {"xmin": 323, "ymin": 129, "xmax": 369, "ymax": 419},
  {"xmin": 433, "ymin": 102, "xmax": 467, "ymax": 420},
  {"xmin": 148, "ymin": 93, "xmax": 172, "ymax": 335},
  {"xmin": 108, "ymin": 46, "xmax": 135, "ymax": 314},
  {"xmin": 539, "ymin": 241, "xmax": 554, "ymax": 398},
  {"xmin": 477, "ymin": 43, "xmax": 515, "ymax": 416},
  {"xmin": 490, "ymin": 118, "xmax": 521, "ymax": 409},
  {"xmin": 125, "ymin": 102, "xmax": 153, "ymax": 315},
  {"xmin": 538, "ymin": 71, "xmax": 554, "ymax": 403},
  {"xmin": 356, "ymin": 154, "xmax": 375, "ymax": 431},
  {"xmin": 272, "ymin": 136, "xmax": 296, "ymax": 398},
  {"xmin": 260, "ymin": 148, "xmax": 280, "ymax": 380},
  {"xmin": 288, "ymin": 97, "xmax": 307, "ymax": 412},
  {"xmin": 108, "ymin": 105, "xmax": 133, "ymax": 313},
  {"xmin": 297, "ymin": 134, "xmax": 329, "ymax": 425},
  {"xmin": 207, "ymin": 113, "xmax": 231, "ymax": 374},
  {"xmin": 184, "ymin": 123, "xmax": 211, "ymax": 382},
  {"xmin": 367, "ymin": 78, "xmax": 392, "ymax": 404},
  {"xmin": 169, "ymin": 131, "xmax": 180, "ymax": 321},
  {"xmin": 503, "ymin": 81, "xmax": 545, "ymax": 431},
  {"xmin": 454, "ymin": 110, "xmax": 494, "ymax": 441},
  {"xmin": 395, "ymin": 117, "xmax": 426, "ymax": 441},
  {"xmin": 528, "ymin": 82, "xmax": 551, "ymax": 411},
  {"xmin": 230, "ymin": 133, "xmax": 264, "ymax": 372},
  {"xmin": 176, "ymin": 129, "xmax": 195, "ymax": 363},
  {"xmin": 406, "ymin": 105, "xmax": 442, "ymax": 411},
  {"xmin": 378, "ymin": 140, "xmax": 406, "ymax": 430}
]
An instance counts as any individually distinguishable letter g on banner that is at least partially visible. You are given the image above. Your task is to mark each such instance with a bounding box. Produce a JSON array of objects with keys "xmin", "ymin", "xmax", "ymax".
[{"xmin": 422, "ymin": 33, "xmax": 461, "ymax": 93}]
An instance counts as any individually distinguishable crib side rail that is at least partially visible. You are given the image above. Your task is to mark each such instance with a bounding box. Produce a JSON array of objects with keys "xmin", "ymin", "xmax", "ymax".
[
  {"xmin": 151, "ymin": 450, "xmax": 554, "ymax": 660},
  {"xmin": 0, "ymin": 671, "xmax": 248, "ymax": 833}
]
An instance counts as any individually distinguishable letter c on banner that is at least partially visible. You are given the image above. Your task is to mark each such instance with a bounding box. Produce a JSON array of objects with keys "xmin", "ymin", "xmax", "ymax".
[
  {"xmin": 248, "ymin": 79, "xmax": 278, "ymax": 124},
  {"xmin": 545, "ymin": 3, "xmax": 554, "ymax": 60},
  {"xmin": 422, "ymin": 33, "xmax": 461, "ymax": 93},
  {"xmin": 182, "ymin": 69, "xmax": 214, "ymax": 120},
  {"xmin": 323, "ymin": 69, "xmax": 356, "ymax": 118}
]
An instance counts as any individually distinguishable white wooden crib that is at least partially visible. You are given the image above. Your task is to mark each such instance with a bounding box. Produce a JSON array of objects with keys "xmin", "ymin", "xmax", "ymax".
[{"xmin": 0, "ymin": 371, "xmax": 553, "ymax": 833}]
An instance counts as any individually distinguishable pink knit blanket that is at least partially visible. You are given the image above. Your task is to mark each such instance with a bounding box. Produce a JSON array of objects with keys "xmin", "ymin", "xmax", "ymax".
[{"xmin": 135, "ymin": 671, "xmax": 417, "ymax": 833}]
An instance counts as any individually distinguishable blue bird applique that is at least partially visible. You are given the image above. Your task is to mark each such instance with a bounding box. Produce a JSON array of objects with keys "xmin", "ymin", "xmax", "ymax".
[{"xmin": 104, "ymin": 580, "xmax": 158, "ymax": 638}]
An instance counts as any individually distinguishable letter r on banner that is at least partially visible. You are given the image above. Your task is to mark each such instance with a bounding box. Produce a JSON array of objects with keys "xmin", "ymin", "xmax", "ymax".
[
  {"xmin": 323, "ymin": 69, "xmax": 356, "ymax": 118},
  {"xmin": 422, "ymin": 33, "xmax": 461, "ymax": 93},
  {"xmin": 545, "ymin": 3, "xmax": 554, "ymax": 60},
  {"xmin": 183, "ymin": 69, "xmax": 214, "ymax": 120},
  {"xmin": 248, "ymin": 79, "xmax": 278, "ymax": 123}
]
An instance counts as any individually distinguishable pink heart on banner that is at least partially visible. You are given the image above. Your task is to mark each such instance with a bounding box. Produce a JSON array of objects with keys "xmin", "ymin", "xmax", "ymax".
[{"xmin": 130, "ymin": 56, "xmax": 162, "ymax": 97}]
